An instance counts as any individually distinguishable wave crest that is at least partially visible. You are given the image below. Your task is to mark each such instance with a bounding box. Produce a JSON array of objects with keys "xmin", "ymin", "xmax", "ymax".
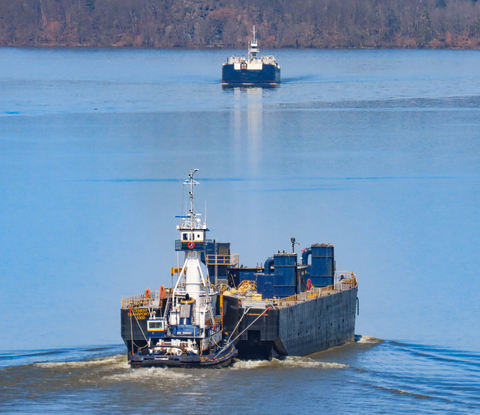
[
  {"xmin": 231, "ymin": 356, "xmax": 350, "ymax": 370},
  {"xmin": 356, "ymin": 335, "xmax": 384, "ymax": 344},
  {"xmin": 103, "ymin": 367, "xmax": 194, "ymax": 382},
  {"xmin": 34, "ymin": 355, "xmax": 126, "ymax": 368}
]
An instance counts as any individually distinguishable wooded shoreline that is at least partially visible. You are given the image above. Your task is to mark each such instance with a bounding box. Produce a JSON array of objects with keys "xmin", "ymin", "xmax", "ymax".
[{"xmin": 2, "ymin": 0, "xmax": 480, "ymax": 49}]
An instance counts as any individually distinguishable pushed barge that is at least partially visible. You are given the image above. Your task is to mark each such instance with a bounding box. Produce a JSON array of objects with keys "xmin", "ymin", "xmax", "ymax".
[
  {"xmin": 121, "ymin": 170, "xmax": 358, "ymax": 364},
  {"xmin": 222, "ymin": 26, "xmax": 280, "ymax": 86}
]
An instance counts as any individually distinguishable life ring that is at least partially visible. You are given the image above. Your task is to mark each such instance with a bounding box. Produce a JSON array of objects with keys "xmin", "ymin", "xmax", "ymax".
[
  {"xmin": 145, "ymin": 288, "xmax": 151, "ymax": 298},
  {"xmin": 306, "ymin": 279, "xmax": 312, "ymax": 291},
  {"xmin": 188, "ymin": 242, "xmax": 195, "ymax": 249}
]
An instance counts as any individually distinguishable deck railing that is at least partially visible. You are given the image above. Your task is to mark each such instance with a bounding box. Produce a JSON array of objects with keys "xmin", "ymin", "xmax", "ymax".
[
  {"xmin": 334, "ymin": 271, "xmax": 357, "ymax": 291},
  {"xmin": 121, "ymin": 288, "xmax": 173, "ymax": 309},
  {"xmin": 274, "ymin": 274, "xmax": 357, "ymax": 309},
  {"xmin": 205, "ymin": 254, "xmax": 239, "ymax": 267}
]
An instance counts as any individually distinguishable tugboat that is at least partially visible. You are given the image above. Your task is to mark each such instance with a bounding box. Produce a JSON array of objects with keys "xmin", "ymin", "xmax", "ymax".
[
  {"xmin": 128, "ymin": 169, "xmax": 237, "ymax": 368},
  {"xmin": 121, "ymin": 171, "xmax": 358, "ymax": 363},
  {"xmin": 222, "ymin": 26, "xmax": 281, "ymax": 86}
]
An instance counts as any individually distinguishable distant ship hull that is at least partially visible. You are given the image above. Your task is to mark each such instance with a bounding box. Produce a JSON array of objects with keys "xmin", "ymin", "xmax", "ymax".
[{"xmin": 222, "ymin": 63, "xmax": 280, "ymax": 86}]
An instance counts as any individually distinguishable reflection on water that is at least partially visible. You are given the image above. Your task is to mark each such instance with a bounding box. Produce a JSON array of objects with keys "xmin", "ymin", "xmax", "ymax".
[{"xmin": 231, "ymin": 87, "xmax": 265, "ymax": 176}]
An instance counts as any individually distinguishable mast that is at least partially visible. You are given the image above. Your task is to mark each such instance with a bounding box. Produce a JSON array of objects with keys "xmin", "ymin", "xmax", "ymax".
[
  {"xmin": 248, "ymin": 25, "xmax": 259, "ymax": 60},
  {"xmin": 178, "ymin": 168, "xmax": 206, "ymax": 233},
  {"xmin": 184, "ymin": 168, "xmax": 199, "ymax": 230}
]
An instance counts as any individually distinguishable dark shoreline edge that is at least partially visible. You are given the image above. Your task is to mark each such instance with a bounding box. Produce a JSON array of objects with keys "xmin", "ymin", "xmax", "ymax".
[{"xmin": 1, "ymin": 44, "xmax": 480, "ymax": 50}]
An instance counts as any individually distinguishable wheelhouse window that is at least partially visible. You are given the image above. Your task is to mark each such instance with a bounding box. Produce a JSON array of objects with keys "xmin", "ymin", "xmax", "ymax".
[{"xmin": 148, "ymin": 320, "xmax": 165, "ymax": 331}]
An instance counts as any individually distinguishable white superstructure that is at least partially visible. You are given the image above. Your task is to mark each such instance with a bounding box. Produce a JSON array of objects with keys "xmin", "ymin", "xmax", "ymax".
[
  {"xmin": 224, "ymin": 26, "xmax": 279, "ymax": 70},
  {"xmin": 169, "ymin": 169, "xmax": 217, "ymax": 333}
]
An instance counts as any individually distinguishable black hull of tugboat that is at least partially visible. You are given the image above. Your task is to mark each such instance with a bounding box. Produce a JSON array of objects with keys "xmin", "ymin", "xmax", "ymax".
[
  {"xmin": 223, "ymin": 287, "xmax": 358, "ymax": 360},
  {"xmin": 222, "ymin": 64, "xmax": 280, "ymax": 86},
  {"xmin": 129, "ymin": 345, "xmax": 237, "ymax": 369}
]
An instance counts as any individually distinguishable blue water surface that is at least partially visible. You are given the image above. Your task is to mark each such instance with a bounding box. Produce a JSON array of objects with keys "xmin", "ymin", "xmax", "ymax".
[{"xmin": 1, "ymin": 47, "xmax": 480, "ymax": 413}]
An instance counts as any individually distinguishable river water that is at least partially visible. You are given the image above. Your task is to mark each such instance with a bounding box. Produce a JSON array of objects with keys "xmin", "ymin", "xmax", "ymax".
[{"xmin": 1, "ymin": 48, "xmax": 480, "ymax": 413}]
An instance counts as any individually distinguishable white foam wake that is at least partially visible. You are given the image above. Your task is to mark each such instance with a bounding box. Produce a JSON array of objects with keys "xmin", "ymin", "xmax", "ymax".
[
  {"xmin": 356, "ymin": 335, "xmax": 384, "ymax": 344},
  {"xmin": 230, "ymin": 356, "xmax": 351, "ymax": 370},
  {"xmin": 104, "ymin": 366, "xmax": 194, "ymax": 382},
  {"xmin": 35, "ymin": 354, "xmax": 126, "ymax": 368}
]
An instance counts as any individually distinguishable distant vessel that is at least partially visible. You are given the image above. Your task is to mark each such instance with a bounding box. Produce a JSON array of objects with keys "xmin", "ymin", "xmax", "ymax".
[
  {"xmin": 222, "ymin": 26, "xmax": 281, "ymax": 86},
  {"xmin": 121, "ymin": 170, "xmax": 358, "ymax": 365}
]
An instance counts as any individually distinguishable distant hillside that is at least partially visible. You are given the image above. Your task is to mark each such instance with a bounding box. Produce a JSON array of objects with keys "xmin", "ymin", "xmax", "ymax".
[{"xmin": 1, "ymin": 0, "xmax": 480, "ymax": 48}]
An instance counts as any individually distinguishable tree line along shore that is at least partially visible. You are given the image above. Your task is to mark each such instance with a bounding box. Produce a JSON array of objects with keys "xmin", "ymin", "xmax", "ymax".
[{"xmin": 2, "ymin": 0, "xmax": 480, "ymax": 48}]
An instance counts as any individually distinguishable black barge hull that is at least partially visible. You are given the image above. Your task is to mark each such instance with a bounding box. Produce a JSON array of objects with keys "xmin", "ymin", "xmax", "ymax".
[
  {"xmin": 121, "ymin": 306, "xmax": 160, "ymax": 359},
  {"xmin": 223, "ymin": 287, "xmax": 358, "ymax": 359}
]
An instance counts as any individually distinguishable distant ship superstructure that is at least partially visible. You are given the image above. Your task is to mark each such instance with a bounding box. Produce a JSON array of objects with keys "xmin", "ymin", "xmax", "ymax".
[{"xmin": 222, "ymin": 26, "xmax": 281, "ymax": 86}]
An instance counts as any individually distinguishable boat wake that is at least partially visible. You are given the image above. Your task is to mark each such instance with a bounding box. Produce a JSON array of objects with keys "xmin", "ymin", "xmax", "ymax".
[
  {"xmin": 103, "ymin": 366, "xmax": 195, "ymax": 382},
  {"xmin": 230, "ymin": 356, "xmax": 350, "ymax": 370},
  {"xmin": 2, "ymin": 341, "xmax": 479, "ymax": 414},
  {"xmin": 0, "ymin": 345, "xmax": 126, "ymax": 370},
  {"xmin": 34, "ymin": 354, "xmax": 126, "ymax": 369},
  {"xmin": 373, "ymin": 384, "xmax": 432, "ymax": 400},
  {"xmin": 355, "ymin": 335, "xmax": 384, "ymax": 344}
]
